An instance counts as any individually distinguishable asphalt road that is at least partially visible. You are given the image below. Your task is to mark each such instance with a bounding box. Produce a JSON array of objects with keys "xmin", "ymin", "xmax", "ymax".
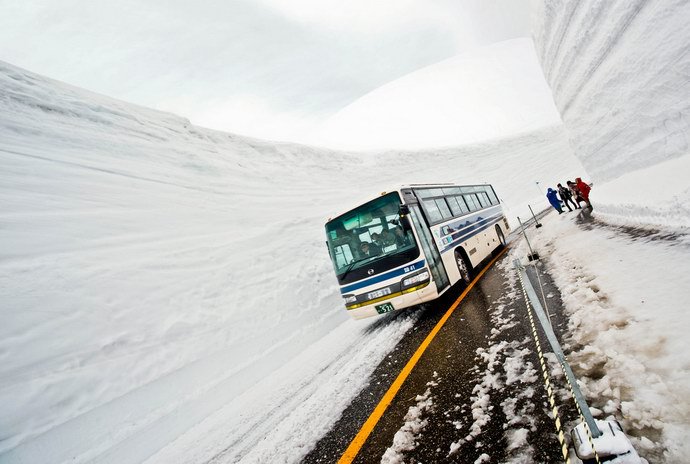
[{"xmin": 304, "ymin": 249, "xmax": 577, "ymax": 463}]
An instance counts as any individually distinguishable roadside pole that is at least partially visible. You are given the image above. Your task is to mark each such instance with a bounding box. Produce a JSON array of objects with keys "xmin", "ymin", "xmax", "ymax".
[
  {"xmin": 517, "ymin": 216, "xmax": 539, "ymax": 261},
  {"xmin": 529, "ymin": 204, "xmax": 543, "ymax": 228}
]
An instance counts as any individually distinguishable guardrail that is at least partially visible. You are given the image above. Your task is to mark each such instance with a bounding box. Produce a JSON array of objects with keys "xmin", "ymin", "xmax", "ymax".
[{"xmin": 513, "ymin": 258, "xmax": 643, "ymax": 463}]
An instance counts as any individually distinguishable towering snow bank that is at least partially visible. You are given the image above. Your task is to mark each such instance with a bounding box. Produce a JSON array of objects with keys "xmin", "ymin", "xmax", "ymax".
[
  {"xmin": 532, "ymin": 0, "xmax": 690, "ymax": 227},
  {"xmin": 0, "ymin": 60, "xmax": 583, "ymax": 462},
  {"xmin": 0, "ymin": 60, "xmax": 362, "ymax": 462},
  {"xmin": 312, "ymin": 38, "xmax": 561, "ymax": 151}
]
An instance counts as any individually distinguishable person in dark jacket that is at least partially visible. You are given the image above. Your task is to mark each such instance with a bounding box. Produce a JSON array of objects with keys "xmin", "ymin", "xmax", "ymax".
[
  {"xmin": 393, "ymin": 226, "xmax": 411, "ymax": 247},
  {"xmin": 546, "ymin": 188, "xmax": 563, "ymax": 214},
  {"xmin": 359, "ymin": 241, "xmax": 381, "ymax": 258},
  {"xmin": 557, "ymin": 183, "xmax": 578, "ymax": 211},
  {"xmin": 575, "ymin": 177, "xmax": 592, "ymax": 209}
]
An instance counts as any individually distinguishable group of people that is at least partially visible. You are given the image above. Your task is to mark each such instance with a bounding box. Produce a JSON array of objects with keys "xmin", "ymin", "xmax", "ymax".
[
  {"xmin": 359, "ymin": 226, "xmax": 411, "ymax": 257},
  {"xmin": 546, "ymin": 177, "xmax": 592, "ymax": 214}
]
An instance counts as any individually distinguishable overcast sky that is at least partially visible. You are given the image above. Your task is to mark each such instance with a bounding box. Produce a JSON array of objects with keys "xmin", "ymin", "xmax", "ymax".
[{"xmin": 0, "ymin": 0, "xmax": 533, "ymax": 146}]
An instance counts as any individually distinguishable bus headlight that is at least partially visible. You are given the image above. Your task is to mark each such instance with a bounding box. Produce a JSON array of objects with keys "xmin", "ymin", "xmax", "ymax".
[
  {"xmin": 343, "ymin": 295, "xmax": 357, "ymax": 304},
  {"xmin": 401, "ymin": 270, "xmax": 430, "ymax": 289}
]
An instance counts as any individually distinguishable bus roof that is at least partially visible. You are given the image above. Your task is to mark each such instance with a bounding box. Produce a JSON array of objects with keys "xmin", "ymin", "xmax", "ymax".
[{"xmin": 325, "ymin": 182, "xmax": 495, "ymax": 223}]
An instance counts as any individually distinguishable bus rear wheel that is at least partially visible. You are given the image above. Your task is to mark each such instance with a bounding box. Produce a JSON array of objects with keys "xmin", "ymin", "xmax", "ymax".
[
  {"xmin": 496, "ymin": 225, "xmax": 506, "ymax": 247},
  {"xmin": 455, "ymin": 248, "xmax": 473, "ymax": 284}
]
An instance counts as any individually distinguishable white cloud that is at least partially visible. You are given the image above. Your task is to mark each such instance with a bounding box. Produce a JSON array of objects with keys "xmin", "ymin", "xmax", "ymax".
[{"xmin": 256, "ymin": 0, "xmax": 454, "ymax": 33}]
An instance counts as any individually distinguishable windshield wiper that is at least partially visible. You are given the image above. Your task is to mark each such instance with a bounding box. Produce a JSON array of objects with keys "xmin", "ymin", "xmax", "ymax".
[{"xmin": 340, "ymin": 257, "xmax": 369, "ymax": 280}]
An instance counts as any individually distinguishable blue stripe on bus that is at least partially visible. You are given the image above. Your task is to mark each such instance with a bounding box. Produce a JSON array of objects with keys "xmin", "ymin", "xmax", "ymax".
[
  {"xmin": 439, "ymin": 205, "xmax": 501, "ymax": 231},
  {"xmin": 437, "ymin": 208, "xmax": 501, "ymax": 239},
  {"xmin": 445, "ymin": 211, "xmax": 502, "ymax": 239},
  {"xmin": 439, "ymin": 215, "xmax": 503, "ymax": 254},
  {"xmin": 340, "ymin": 259, "xmax": 426, "ymax": 294}
]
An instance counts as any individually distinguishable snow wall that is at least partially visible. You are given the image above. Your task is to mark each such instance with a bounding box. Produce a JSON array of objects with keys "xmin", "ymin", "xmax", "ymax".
[{"xmin": 532, "ymin": 0, "xmax": 690, "ymax": 228}]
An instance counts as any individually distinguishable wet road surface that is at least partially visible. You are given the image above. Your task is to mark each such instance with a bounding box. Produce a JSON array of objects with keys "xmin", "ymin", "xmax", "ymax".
[
  {"xmin": 575, "ymin": 206, "xmax": 689, "ymax": 245},
  {"xmin": 305, "ymin": 250, "xmax": 579, "ymax": 463}
]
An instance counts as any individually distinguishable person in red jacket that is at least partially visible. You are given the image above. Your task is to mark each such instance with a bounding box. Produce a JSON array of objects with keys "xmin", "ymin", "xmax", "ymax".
[
  {"xmin": 567, "ymin": 180, "xmax": 585, "ymax": 208},
  {"xmin": 576, "ymin": 177, "xmax": 592, "ymax": 209}
]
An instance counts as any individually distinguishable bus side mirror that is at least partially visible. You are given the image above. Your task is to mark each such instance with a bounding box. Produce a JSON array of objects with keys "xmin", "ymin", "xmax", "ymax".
[{"xmin": 398, "ymin": 204, "xmax": 412, "ymax": 231}]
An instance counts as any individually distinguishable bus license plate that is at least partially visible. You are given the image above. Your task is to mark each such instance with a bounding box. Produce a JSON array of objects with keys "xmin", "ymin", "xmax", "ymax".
[{"xmin": 375, "ymin": 302, "xmax": 394, "ymax": 314}]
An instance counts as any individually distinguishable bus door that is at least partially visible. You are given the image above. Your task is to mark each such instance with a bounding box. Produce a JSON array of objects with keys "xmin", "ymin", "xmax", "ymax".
[{"xmin": 409, "ymin": 205, "xmax": 450, "ymax": 292}]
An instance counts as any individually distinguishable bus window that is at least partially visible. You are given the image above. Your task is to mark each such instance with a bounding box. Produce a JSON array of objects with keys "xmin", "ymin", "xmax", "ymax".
[
  {"xmin": 478, "ymin": 191, "xmax": 491, "ymax": 207},
  {"xmin": 435, "ymin": 198, "xmax": 453, "ymax": 220},
  {"xmin": 422, "ymin": 199, "xmax": 444, "ymax": 223},
  {"xmin": 474, "ymin": 193, "xmax": 486, "ymax": 208},
  {"xmin": 333, "ymin": 244, "xmax": 354, "ymax": 268},
  {"xmin": 475, "ymin": 193, "xmax": 486, "ymax": 208},
  {"xmin": 417, "ymin": 188, "xmax": 444, "ymax": 199},
  {"xmin": 447, "ymin": 196, "xmax": 469, "ymax": 216},
  {"xmin": 485, "ymin": 187, "xmax": 498, "ymax": 205},
  {"xmin": 464, "ymin": 194, "xmax": 479, "ymax": 211}
]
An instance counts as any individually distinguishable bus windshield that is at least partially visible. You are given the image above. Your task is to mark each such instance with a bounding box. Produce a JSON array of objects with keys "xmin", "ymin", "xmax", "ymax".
[{"xmin": 325, "ymin": 192, "xmax": 418, "ymax": 280}]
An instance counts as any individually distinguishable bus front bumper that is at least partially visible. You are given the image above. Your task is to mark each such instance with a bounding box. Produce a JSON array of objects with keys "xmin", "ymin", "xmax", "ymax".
[{"xmin": 345, "ymin": 280, "xmax": 440, "ymax": 320}]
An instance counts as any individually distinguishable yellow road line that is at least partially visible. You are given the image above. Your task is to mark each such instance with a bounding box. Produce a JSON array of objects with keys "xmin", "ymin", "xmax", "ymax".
[{"xmin": 338, "ymin": 247, "xmax": 508, "ymax": 464}]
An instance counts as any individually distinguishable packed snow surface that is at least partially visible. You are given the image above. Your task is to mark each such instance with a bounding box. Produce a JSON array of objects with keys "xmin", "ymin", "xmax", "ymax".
[{"xmin": 511, "ymin": 212, "xmax": 690, "ymax": 463}]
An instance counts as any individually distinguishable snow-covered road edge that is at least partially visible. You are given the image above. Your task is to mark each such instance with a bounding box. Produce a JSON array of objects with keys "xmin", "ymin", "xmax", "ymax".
[{"xmin": 510, "ymin": 211, "xmax": 690, "ymax": 463}]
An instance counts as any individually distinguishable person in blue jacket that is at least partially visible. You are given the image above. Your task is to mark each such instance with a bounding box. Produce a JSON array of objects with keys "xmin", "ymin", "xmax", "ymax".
[{"xmin": 546, "ymin": 188, "xmax": 564, "ymax": 214}]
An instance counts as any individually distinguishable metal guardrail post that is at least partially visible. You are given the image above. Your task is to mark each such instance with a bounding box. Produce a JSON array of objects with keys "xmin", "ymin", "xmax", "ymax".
[
  {"xmin": 528, "ymin": 204, "xmax": 542, "ymax": 228},
  {"xmin": 517, "ymin": 216, "xmax": 539, "ymax": 261},
  {"xmin": 514, "ymin": 259, "xmax": 602, "ymax": 438}
]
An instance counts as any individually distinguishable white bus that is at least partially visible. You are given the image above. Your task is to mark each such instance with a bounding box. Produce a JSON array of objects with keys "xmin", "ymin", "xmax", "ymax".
[{"xmin": 325, "ymin": 184, "xmax": 509, "ymax": 319}]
